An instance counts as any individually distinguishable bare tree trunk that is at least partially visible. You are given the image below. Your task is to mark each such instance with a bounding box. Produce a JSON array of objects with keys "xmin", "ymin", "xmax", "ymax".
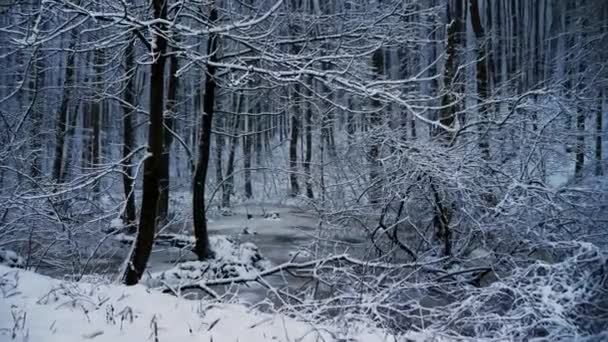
[
  {"xmin": 91, "ymin": 48, "xmax": 103, "ymax": 193},
  {"xmin": 52, "ymin": 29, "xmax": 78, "ymax": 183},
  {"xmin": 192, "ymin": 4, "xmax": 218, "ymax": 260},
  {"xmin": 214, "ymin": 117, "xmax": 224, "ymax": 206},
  {"xmin": 243, "ymin": 104, "xmax": 253, "ymax": 199},
  {"xmin": 120, "ymin": 39, "xmax": 137, "ymax": 233},
  {"xmin": 368, "ymin": 48, "xmax": 384, "ymax": 205},
  {"xmin": 574, "ymin": 8, "xmax": 586, "ymax": 178},
  {"xmin": 222, "ymin": 96, "xmax": 242, "ymax": 207},
  {"xmin": 30, "ymin": 48, "xmax": 44, "ymax": 178},
  {"xmin": 289, "ymin": 84, "xmax": 300, "ymax": 197},
  {"xmin": 304, "ymin": 78, "xmax": 314, "ymax": 199},
  {"xmin": 438, "ymin": 0, "xmax": 462, "ymax": 143},
  {"xmin": 60, "ymin": 95, "xmax": 81, "ymax": 183},
  {"xmin": 123, "ymin": 0, "xmax": 168, "ymax": 285},
  {"xmin": 158, "ymin": 50, "xmax": 180, "ymax": 223},
  {"xmin": 254, "ymin": 104, "xmax": 263, "ymax": 169},
  {"xmin": 596, "ymin": 93, "xmax": 604, "ymax": 176},
  {"xmin": 469, "ymin": 0, "xmax": 491, "ymax": 160}
]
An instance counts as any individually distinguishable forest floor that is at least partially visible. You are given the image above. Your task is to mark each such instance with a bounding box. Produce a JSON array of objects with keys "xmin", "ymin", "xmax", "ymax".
[
  {"xmin": 0, "ymin": 264, "xmax": 403, "ymax": 342},
  {"xmin": 2, "ymin": 204, "xmax": 407, "ymax": 342}
]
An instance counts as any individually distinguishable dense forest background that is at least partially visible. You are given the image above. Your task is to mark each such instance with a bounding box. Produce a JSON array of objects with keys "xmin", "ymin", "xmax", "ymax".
[{"xmin": 1, "ymin": 0, "xmax": 607, "ymax": 340}]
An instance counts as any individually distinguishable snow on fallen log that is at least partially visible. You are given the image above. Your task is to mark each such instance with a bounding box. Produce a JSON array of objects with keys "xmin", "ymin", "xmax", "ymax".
[
  {"xmin": 147, "ymin": 235, "xmax": 271, "ymax": 288},
  {"xmin": 0, "ymin": 248, "xmax": 24, "ymax": 268}
]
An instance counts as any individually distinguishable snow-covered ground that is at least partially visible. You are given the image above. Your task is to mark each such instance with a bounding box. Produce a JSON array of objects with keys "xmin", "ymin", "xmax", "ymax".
[{"xmin": 0, "ymin": 265, "xmax": 399, "ymax": 342}]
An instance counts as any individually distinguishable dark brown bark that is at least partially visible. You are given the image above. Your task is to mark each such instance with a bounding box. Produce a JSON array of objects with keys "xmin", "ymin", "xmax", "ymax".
[
  {"xmin": 596, "ymin": 94, "xmax": 604, "ymax": 176},
  {"xmin": 123, "ymin": 0, "xmax": 168, "ymax": 285},
  {"xmin": 469, "ymin": 0, "xmax": 491, "ymax": 160},
  {"xmin": 243, "ymin": 112, "xmax": 253, "ymax": 199},
  {"xmin": 120, "ymin": 40, "xmax": 137, "ymax": 233},
  {"xmin": 254, "ymin": 105, "xmax": 263, "ymax": 169},
  {"xmin": 574, "ymin": 13, "xmax": 586, "ymax": 178},
  {"xmin": 214, "ymin": 118, "xmax": 224, "ymax": 206},
  {"xmin": 192, "ymin": 4, "xmax": 218, "ymax": 260},
  {"xmin": 304, "ymin": 79, "xmax": 314, "ymax": 199},
  {"xmin": 289, "ymin": 84, "xmax": 300, "ymax": 197},
  {"xmin": 52, "ymin": 30, "xmax": 78, "ymax": 183},
  {"xmin": 575, "ymin": 111, "xmax": 585, "ymax": 178},
  {"xmin": 158, "ymin": 50, "xmax": 180, "ymax": 223}
]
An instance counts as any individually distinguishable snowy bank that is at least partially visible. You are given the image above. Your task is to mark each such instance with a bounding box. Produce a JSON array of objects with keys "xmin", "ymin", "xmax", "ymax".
[
  {"xmin": 148, "ymin": 235, "xmax": 272, "ymax": 288},
  {"xmin": 0, "ymin": 265, "xmax": 396, "ymax": 342}
]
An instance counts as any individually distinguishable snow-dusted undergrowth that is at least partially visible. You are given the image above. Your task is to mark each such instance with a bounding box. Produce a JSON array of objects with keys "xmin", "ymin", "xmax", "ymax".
[
  {"xmin": 295, "ymin": 240, "xmax": 608, "ymax": 341},
  {"xmin": 147, "ymin": 235, "xmax": 272, "ymax": 288},
  {"xmin": 0, "ymin": 248, "xmax": 23, "ymax": 268},
  {"xmin": 0, "ymin": 265, "xmax": 397, "ymax": 342}
]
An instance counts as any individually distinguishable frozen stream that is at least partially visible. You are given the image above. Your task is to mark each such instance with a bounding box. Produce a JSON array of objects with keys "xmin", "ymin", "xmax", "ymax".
[{"xmin": 146, "ymin": 204, "xmax": 349, "ymax": 304}]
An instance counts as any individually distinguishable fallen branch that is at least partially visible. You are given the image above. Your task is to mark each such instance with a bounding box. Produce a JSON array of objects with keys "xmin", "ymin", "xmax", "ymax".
[{"xmin": 162, "ymin": 254, "xmax": 448, "ymax": 294}]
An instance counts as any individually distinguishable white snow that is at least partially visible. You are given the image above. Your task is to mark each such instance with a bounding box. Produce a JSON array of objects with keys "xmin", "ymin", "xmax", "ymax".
[
  {"xmin": 0, "ymin": 248, "xmax": 24, "ymax": 268},
  {"xmin": 148, "ymin": 236, "xmax": 271, "ymax": 288},
  {"xmin": 0, "ymin": 265, "xmax": 396, "ymax": 342}
]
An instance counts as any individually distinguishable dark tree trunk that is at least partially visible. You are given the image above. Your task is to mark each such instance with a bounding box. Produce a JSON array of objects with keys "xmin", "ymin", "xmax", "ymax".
[
  {"xmin": 215, "ymin": 118, "xmax": 224, "ymax": 206},
  {"xmin": 120, "ymin": 39, "xmax": 137, "ymax": 233},
  {"xmin": 52, "ymin": 30, "xmax": 78, "ymax": 183},
  {"xmin": 243, "ymin": 108, "xmax": 253, "ymax": 199},
  {"xmin": 60, "ymin": 96, "xmax": 82, "ymax": 183},
  {"xmin": 289, "ymin": 84, "xmax": 300, "ymax": 197},
  {"xmin": 438, "ymin": 0, "xmax": 463, "ymax": 143},
  {"xmin": 304, "ymin": 79, "xmax": 314, "ymax": 199},
  {"xmin": 254, "ymin": 104, "xmax": 263, "ymax": 169},
  {"xmin": 368, "ymin": 48, "xmax": 384, "ymax": 205},
  {"xmin": 596, "ymin": 93, "xmax": 604, "ymax": 176},
  {"xmin": 158, "ymin": 50, "xmax": 180, "ymax": 223},
  {"xmin": 123, "ymin": 0, "xmax": 168, "ymax": 285},
  {"xmin": 469, "ymin": 0, "xmax": 491, "ymax": 160},
  {"xmin": 30, "ymin": 48, "xmax": 44, "ymax": 178},
  {"xmin": 575, "ymin": 109, "xmax": 585, "ymax": 178},
  {"xmin": 192, "ymin": 5, "xmax": 218, "ymax": 260},
  {"xmin": 574, "ymin": 14, "xmax": 586, "ymax": 178}
]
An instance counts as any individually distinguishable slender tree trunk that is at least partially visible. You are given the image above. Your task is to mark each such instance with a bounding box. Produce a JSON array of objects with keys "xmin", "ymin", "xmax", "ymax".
[
  {"xmin": 158, "ymin": 50, "xmax": 180, "ymax": 223},
  {"xmin": 30, "ymin": 49, "xmax": 44, "ymax": 178},
  {"xmin": 52, "ymin": 29, "xmax": 78, "ymax": 183},
  {"xmin": 368, "ymin": 48, "xmax": 384, "ymax": 205},
  {"xmin": 192, "ymin": 4, "xmax": 219, "ymax": 260},
  {"xmin": 289, "ymin": 84, "xmax": 300, "ymax": 197},
  {"xmin": 123, "ymin": 0, "xmax": 168, "ymax": 285},
  {"xmin": 254, "ymin": 105, "xmax": 263, "ymax": 168},
  {"xmin": 574, "ymin": 6, "xmax": 586, "ymax": 178},
  {"xmin": 60, "ymin": 95, "xmax": 81, "ymax": 183},
  {"xmin": 469, "ymin": 0, "xmax": 491, "ymax": 160},
  {"xmin": 243, "ymin": 105, "xmax": 253, "ymax": 199},
  {"xmin": 304, "ymin": 78, "xmax": 314, "ymax": 199},
  {"xmin": 574, "ymin": 107, "xmax": 585, "ymax": 178},
  {"xmin": 222, "ymin": 97, "xmax": 242, "ymax": 207},
  {"xmin": 120, "ymin": 39, "xmax": 137, "ymax": 233},
  {"xmin": 91, "ymin": 48, "xmax": 103, "ymax": 193},
  {"xmin": 596, "ymin": 93, "xmax": 603, "ymax": 176},
  {"xmin": 215, "ymin": 117, "xmax": 224, "ymax": 206},
  {"xmin": 438, "ymin": 0, "xmax": 463, "ymax": 143}
]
